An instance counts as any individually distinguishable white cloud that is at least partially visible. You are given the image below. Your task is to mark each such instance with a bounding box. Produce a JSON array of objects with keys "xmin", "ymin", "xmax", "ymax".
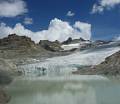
[
  {"xmin": 0, "ymin": 23, "xmax": 13, "ymax": 38},
  {"xmin": 24, "ymin": 17, "xmax": 33, "ymax": 25},
  {"xmin": 73, "ymin": 21, "xmax": 91, "ymax": 40},
  {"xmin": 117, "ymin": 36, "xmax": 120, "ymax": 40},
  {"xmin": 0, "ymin": 0, "xmax": 27, "ymax": 17},
  {"xmin": 91, "ymin": 4, "xmax": 104, "ymax": 14},
  {"xmin": 66, "ymin": 11, "xmax": 75, "ymax": 17},
  {"xmin": 91, "ymin": 0, "xmax": 120, "ymax": 14},
  {"xmin": 0, "ymin": 18, "xmax": 91, "ymax": 43},
  {"xmin": 117, "ymin": 36, "xmax": 120, "ymax": 41},
  {"xmin": 113, "ymin": 35, "xmax": 120, "ymax": 41}
]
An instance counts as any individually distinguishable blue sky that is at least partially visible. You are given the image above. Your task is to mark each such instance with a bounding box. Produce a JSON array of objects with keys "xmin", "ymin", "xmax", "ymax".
[{"xmin": 0, "ymin": 0, "xmax": 120, "ymax": 42}]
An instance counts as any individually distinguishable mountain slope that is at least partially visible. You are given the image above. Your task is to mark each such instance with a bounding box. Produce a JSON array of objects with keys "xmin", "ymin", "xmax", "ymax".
[{"xmin": 73, "ymin": 51, "xmax": 120, "ymax": 76}]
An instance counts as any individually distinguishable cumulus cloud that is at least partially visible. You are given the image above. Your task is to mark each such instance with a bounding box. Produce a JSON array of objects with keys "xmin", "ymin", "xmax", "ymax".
[
  {"xmin": 0, "ymin": 18, "xmax": 91, "ymax": 43},
  {"xmin": 24, "ymin": 17, "xmax": 33, "ymax": 25},
  {"xmin": 91, "ymin": 0, "xmax": 120, "ymax": 14},
  {"xmin": 0, "ymin": 23, "xmax": 13, "ymax": 38},
  {"xmin": 66, "ymin": 11, "xmax": 75, "ymax": 17},
  {"xmin": 0, "ymin": 0, "xmax": 27, "ymax": 17},
  {"xmin": 73, "ymin": 21, "xmax": 91, "ymax": 40}
]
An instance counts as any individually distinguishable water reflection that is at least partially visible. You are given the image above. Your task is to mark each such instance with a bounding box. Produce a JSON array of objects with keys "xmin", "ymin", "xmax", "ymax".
[{"xmin": 7, "ymin": 76, "xmax": 120, "ymax": 104}]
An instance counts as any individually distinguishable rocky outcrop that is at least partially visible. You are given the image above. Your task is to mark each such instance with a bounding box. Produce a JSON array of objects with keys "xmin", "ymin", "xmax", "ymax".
[
  {"xmin": 93, "ymin": 51, "xmax": 120, "ymax": 75},
  {"xmin": 79, "ymin": 42, "xmax": 93, "ymax": 50},
  {"xmin": 0, "ymin": 34, "xmax": 49, "ymax": 59},
  {"xmin": 93, "ymin": 40, "xmax": 111, "ymax": 46},
  {"xmin": 0, "ymin": 88, "xmax": 10, "ymax": 104},
  {"xmin": 0, "ymin": 58, "xmax": 17, "ymax": 85},
  {"xmin": 62, "ymin": 37, "xmax": 72, "ymax": 44},
  {"xmin": 62, "ymin": 37, "xmax": 86, "ymax": 45},
  {"xmin": 62, "ymin": 37, "xmax": 93, "ymax": 51},
  {"xmin": 39, "ymin": 40, "xmax": 63, "ymax": 52},
  {"xmin": 0, "ymin": 34, "xmax": 36, "ymax": 49},
  {"xmin": 73, "ymin": 51, "xmax": 120, "ymax": 76}
]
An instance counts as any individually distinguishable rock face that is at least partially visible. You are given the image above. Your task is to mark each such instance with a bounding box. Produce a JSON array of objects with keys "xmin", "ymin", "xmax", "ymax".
[
  {"xmin": 39, "ymin": 40, "xmax": 63, "ymax": 52},
  {"xmin": 93, "ymin": 40, "xmax": 111, "ymax": 46},
  {"xmin": 62, "ymin": 37, "xmax": 86, "ymax": 45},
  {"xmin": 0, "ymin": 34, "xmax": 36, "ymax": 49},
  {"xmin": 0, "ymin": 58, "xmax": 17, "ymax": 85},
  {"xmin": 73, "ymin": 51, "xmax": 120, "ymax": 76},
  {"xmin": 62, "ymin": 37, "xmax": 72, "ymax": 44},
  {"xmin": 93, "ymin": 51, "xmax": 120, "ymax": 75},
  {"xmin": 62, "ymin": 37, "xmax": 92, "ymax": 51},
  {"xmin": 0, "ymin": 34, "xmax": 49, "ymax": 59}
]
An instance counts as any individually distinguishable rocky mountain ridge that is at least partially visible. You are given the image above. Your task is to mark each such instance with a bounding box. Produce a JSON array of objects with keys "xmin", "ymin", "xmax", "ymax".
[
  {"xmin": 0, "ymin": 34, "xmax": 36, "ymax": 49},
  {"xmin": 39, "ymin": 40, "xmax": 63, "ymax": 52},
  {"xmin": 62, "ymin": 37, "xmax": 86, "ymax": 45}
]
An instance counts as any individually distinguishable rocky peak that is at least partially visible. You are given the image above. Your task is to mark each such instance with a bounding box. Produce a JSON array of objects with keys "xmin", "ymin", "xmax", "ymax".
[
  {"xmin": 39, "ymin": 40, "xmax": 63, "ymax": 52},
  {"xmin": 62, "ymin": 37, "xmax": 86, "ymax": 45},
  {"xmin": 62, "ymin": 37, "xmax": 72, "ymax": 44},
  {"xmin": 79, "ymin": 37, "xmax": 86, "ymax": 41},
  {"xmin": 0, "ymin": 34, "xmax": 36, "ymax": 49}
]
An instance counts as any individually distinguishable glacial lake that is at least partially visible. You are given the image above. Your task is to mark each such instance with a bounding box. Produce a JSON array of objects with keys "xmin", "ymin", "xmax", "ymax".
[{"xmin": 6, "ymin": 76, "xmax": 120, "ymax": 104}]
